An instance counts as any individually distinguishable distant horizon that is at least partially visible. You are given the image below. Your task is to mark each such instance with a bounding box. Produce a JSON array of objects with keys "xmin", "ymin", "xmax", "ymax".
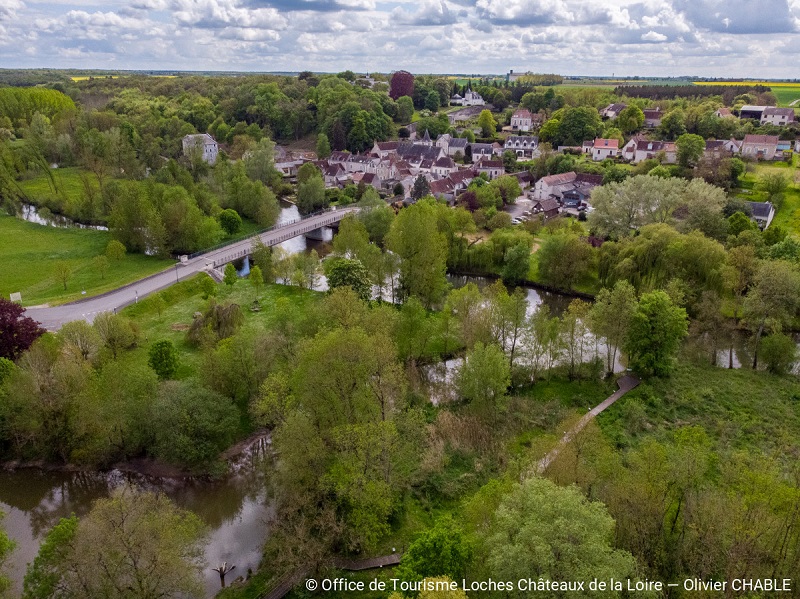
[
  {"xmin": 1, "ymin": 67, "xmax": 799, "ymax": 83},
  {"xmin": 1, "ymin": 0, "xmax": 800, "ymax": 78}
]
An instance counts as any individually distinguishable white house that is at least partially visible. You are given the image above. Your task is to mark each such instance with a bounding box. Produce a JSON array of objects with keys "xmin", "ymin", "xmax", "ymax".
[
  {"xmin": 182, "ymin": 133, "xmax": 219, "ymax": 165},
  {"xmin": 510, "ymin": 109, "xmax": 534, "ymax": 132},
  {"xmin": 761, "ymin": 107, "xmax": 795, "ymax": 126},
  {"xmin": 451, "ymin": 89, "xmax": 485, "ymax": 107},
  {"xmin": 591, "ymin": 138, "xmax": 620, "ymax": 161},
  {"xmin": 504, "ymin": 135, "xmax": 539, "ymax": 159}
]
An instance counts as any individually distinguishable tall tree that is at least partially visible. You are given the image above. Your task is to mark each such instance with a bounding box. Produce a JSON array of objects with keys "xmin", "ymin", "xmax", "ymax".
[
  {"xmin": 475, "ymin": 477, "xmax": 640, "ymax": 596},
  {"xmin": 386, "ymin": 199, "xmax": 449, "ymax": 307},
  {"xmin": 589, "ymin": 280, "xmax": 637, "ymax": 375},
  {"xmin": 624, "ymin": 291, "xmax": 688, "ymax": 377},
  {"xmin": 0, "ymin": 298, "xmax": 45, "ymax": 360},
  {"xmin": 23, "ymin": 488, "xmax": 207, "ymax": 599}
]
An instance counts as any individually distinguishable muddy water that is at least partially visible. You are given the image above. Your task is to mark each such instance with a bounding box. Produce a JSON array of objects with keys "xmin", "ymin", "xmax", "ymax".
[{"xmin": 0, "ymin": 437, "xmax": 273, "ymax": 598}]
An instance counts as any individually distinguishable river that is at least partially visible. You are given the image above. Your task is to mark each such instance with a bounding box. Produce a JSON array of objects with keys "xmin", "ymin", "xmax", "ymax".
[{"xmin": 0, "ymin": 437, "xmax": 272, "ymax": 598}]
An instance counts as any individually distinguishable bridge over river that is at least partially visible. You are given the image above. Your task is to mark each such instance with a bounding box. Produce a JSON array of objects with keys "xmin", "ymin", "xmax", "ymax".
[{"xmin": 26, "ymin": 207, "xmax": 359, "ymax": 331}]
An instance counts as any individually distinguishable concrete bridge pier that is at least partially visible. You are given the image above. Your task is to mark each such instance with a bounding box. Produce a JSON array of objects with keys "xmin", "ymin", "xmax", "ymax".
[{"xmin": 304, "ymin": 226, "xmax": 329, "ymax": 241}]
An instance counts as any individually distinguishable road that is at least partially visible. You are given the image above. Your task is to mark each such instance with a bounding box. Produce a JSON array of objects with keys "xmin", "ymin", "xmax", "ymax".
[{"xmin": 25, "ymin": 207, "xmax": 359, "ymax": 331}]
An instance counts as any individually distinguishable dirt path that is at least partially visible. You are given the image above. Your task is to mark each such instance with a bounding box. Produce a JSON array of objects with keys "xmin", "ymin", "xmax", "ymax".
[{"xmin": 531, "ymin": 374, "xmax": 640, "ymax": 476}]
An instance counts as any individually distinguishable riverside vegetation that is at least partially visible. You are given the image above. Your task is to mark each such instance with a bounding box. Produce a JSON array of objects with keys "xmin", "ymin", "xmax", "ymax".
[{"xmin": 0, "ymin": 70, "xmax": 799, "ymax": 598}]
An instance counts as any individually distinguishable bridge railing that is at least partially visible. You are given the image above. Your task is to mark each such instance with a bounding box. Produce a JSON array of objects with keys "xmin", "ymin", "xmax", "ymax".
[
  {"xmin": 186, "ymin": 208, "xmax": 338, "ymax": 260},
  {"xmin": 210, "ymin": 210, "xmax": 354, "ymax": 268}
]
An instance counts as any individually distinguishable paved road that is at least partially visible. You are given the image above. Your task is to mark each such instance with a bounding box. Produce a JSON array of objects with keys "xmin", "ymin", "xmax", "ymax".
[
  {"xmin": 26, "ymin": 207, "xmax": 359, "ymax": 331},
  {"xmin": 532, "ymin": 374, "xmax": 640, "ymax": 476}
]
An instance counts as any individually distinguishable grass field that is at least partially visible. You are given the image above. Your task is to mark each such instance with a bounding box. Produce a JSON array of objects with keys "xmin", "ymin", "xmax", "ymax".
[
  {"xmin": 17, "ymin": 167, "xmax": 100, "ymax": 218},
  {"xmin": 0, "ymin": 215, "xmax": 172, "ymax": 307},
  {"xmin": 735, "ymin": 160, "xmax": 800, "ymax": 235},
  {"xmin": 692, "ymin": 81, "xmax": 800, "ymax": 107}
]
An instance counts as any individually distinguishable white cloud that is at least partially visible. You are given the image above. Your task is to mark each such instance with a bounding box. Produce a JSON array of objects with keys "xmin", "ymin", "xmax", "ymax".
[{"xmin": 641, "ymin": 30, "xmax": 667, "ymax": 41}]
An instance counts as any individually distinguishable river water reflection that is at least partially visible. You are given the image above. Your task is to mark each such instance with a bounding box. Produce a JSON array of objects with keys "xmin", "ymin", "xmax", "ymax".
[{"xmin": 0, "ymin": 438, "xmax": 272, "ymax": 598}]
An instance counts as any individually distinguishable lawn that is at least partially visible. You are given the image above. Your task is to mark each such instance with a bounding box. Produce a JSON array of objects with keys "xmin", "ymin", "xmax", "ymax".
[
  {"xmin": 691, "ymin": 81, "xmax": 800, "ymax": 107},
  {"xmin": 0, "ymin": 214, "xmax": 172, "ymax": 306},
  {"xmin": 17, "ymin": 166, "xmax": 101, "ymax": 222},
  {"xmin": 120, "ymin": 275, "xmax": 323, "ymax": 377},
  {"xmin": 736, "ymin": 160, "xmax": 800, "ymax": 235},
  {"xmin": 597, "ymin": 358, "xmax": 800, "ymax": 454}
]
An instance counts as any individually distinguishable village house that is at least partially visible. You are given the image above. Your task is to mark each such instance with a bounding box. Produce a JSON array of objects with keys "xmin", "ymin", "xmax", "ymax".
[
  {"xmin": 714, "ymin": 107, "xmax": 734, "ymax": 118},
  {"xmin": 761, "ymin": 107, "xmax": 795, "ymax": 126},
  {"xmin": 429, "ymin": 178, "xmax": 456, "ymax": 202},
  {"xmin": 451, "ymin": 89, "xmax": 485, "ymax": 106},
  {"xmin": 746, "ymin": 201, "xmax": 775, "ymax": 229},
  {"xmin": 591, "ymin": 138, "xmax": 620, "ymax": 161},
  {"xmin": 643, "ymin": 108, "xmax": 663, "ymax": 128},
  {"xmin": 600, "ymin": 103, "xmax": 627, "ymax": 120},
  {"xmin": 741, "ymin": 134, "xmax": 780, "ymax": 160},
  {"xmin": 470, "ymin": 142, "xmax": 495, "ymax": 162},
  {"xmin": 630, "ymin": 139, "xmax": 677, "ymax": 164},
  {"xmin": 510, "ymin": 109, "xmax": 534, "ymax": 132},
  {"xmin": 447, "ymin": 137, "xmax": 469, "ymax": 158},
  {"xmin": 532, "ymin": 198, "xmax": 560, "ymax": 219},
  {"xmin": 182, "ymin": 133, "xmax": 219, "ymax": 165},
  {"xmin": 448, "ymin": 168, "xmax": 476, "ymax": 192},
  {"xmin": 504, "ymin": 135, "xmax": 539, "ymax": 159},
  {"xmin": 531, "ymin": 171, "xmax": 602, "ymax": 203},
  {"xmin": 432, "ymin": 156, "xmax": 458, "ymax": 178},
  {"xmin": 351, "ymin": 171, "xmax": 382, "ymax": 190},
  {"xmin": 703, "ymin": 140, "xmax": 732, "ymax": 159},
  {"xmin": 371, "ymin": 141, "xmax": 400, "ymax": 158},
  {"xmin": 475, "ymin": 158, "xmax": 504, "ymax": 180}
]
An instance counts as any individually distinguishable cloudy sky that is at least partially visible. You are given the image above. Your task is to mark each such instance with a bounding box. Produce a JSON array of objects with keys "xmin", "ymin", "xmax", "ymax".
[{"xmin": 2, "ymin": 0, "xmax": 800, "ymax": 77}]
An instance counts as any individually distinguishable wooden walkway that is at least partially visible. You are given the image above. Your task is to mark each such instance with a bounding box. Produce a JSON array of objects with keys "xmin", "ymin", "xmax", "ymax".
[{"xmin": 532, "ymin": 374, "xmax": 640, "ymax": 477}]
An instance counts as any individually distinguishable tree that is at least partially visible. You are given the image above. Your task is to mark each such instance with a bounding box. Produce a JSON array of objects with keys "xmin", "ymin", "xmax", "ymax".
[
  {"xmin": 92, "ymin": 255, "xmax": 110, "ymax": 280},
  {"xmin": 93, "ymin": 312, "xmax": 136, "ymax": 359},
  {"xmin": 589, "ymin": 280, "xmax": 637, "ymax": 375},
  {"xmin": 250, "ymin": 239, "xmax": 274, "ymax": 284},
  {"xmin": 23, "ymin": 488, "xmax": 207, "ymax": 599},
  {"xmin": 242, "ymin": 137, "xmax": 278, "ymax": 185},
  {"xmin": 411, "ymin": 174, "xmax": 431, "ymax": 200},
  {"xmin": 0, "ymin": 298, "xmax": 45, "ymax": 360},
  {"xmin": 249, "ymin": 265, "xmax": 263, "ymax": 300},
  {"xmin": 478, "ymin": 477, "xmax": 639, "ymax": 597},
  {"xmin": 316, "ymin": 132, "xmax": 331, "ymax": 159},
  {"xmin": 758, "ymin": 172, "xmax": 790, "ymax": 206},
  {"xmin": 296, "ymin": 172, "xmax": 327, "ymax": 215},
  {"xmin": 396, "ymin": 95, "xmax": 414, "ymax": 123},
  {"xmin": 742, "ymin": 260, "xmax": 800, "ymax": 369},
  {"xmin": 676, "ymin": 133, "xmax": 705, "ymax": 167},
  {"xmin": 477, "ymin": 110, "xmax": 497, "ymax": 138},
  {"xmin": 326, "ymin": 258, "xmax": 372, "ymax": 302},
  {"xmin": 501, "ymin": 243, "xmax": 530, "ymax": 284},
  {"xmin": 148, "ymin": 339, "xmax": 179, "ymax": 380},
  {"xmin": 659, "ymin": 108, "xmax": 687, "ymax": 140},
  {"xmin": 54, "ymin": 261, "xmax": 71, "ymax": 291},
  {"xmin": 553, "ymin": 106, "xmax": 603, "ymax": 146},
  {"xmin": 218, "ymin": 208, "xmax": 242, "ymax": 236},
  {"xmin": 59, "ymin": 319, "xmax": 102, "ymax": 362},
  {"xmin": 456, "ymin": 342, "xmax": 510, "ymax": 419},
  {"xmin": 152, "ymin": 380, "xmax": 239, "ymax": 468},
  {"xmin": 223, "ymin": 262, "xmax": 238, "ymax": 287},
  {"xmin": 616, "ymin": 105, "xmax": 645, "ymax": 134},
  {"xmin": 536, "ymin": 233, "xmax": 594, "ymax": 291},
  {"xmin": 425, "ymin": 90, "xmax": 441, "ymax": 112},
  {"xmin": 387, "ymin": 199, "xmax": 449, "ymax": 307},
  {"xmin": 396, "ymin": 517, "xmax": 472, "ymax": 582},
  {"xmin": 106, "ymin": 238, "xmax": 127, "ymax": 262},
  {"xmin": 0, "ymin": 511, "xmax": 13, "ymax": 597},
  {"xmin": 390, "ymin": 70, "xmax": 415, "ymax": 100},
  {"xmin": 624, "ymin": 291, "xmax": 688, "ymax": 377},
  {"xmin": 760, "ymin": 333, "xmax": 797, "ymax": 375}
]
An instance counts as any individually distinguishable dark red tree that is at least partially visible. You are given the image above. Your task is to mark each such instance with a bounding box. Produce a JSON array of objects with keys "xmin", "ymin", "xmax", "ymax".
[
  {"xmin": 459, "ymin": 190, "xmax": 480, "ymax": 212},
  {"xmin": 389, "ymin": 70, "xmax": 415, "ymax": 100},
  {"xmin": 0, "ymin": 298, "xmax": 45, "ymax": 360}
]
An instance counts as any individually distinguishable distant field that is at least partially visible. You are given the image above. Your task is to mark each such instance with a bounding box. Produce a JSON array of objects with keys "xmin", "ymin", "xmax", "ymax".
[
  {"xmin": 692, "ymin": 81, "xmax": 800, "ymax": 106},
  {"xmin": 70, "ymin": 75, "xmax": 120, "ymax": 81},
  {"xmin": 0, "ymin": 215, "xmax": 173, "ymax": 307}
]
